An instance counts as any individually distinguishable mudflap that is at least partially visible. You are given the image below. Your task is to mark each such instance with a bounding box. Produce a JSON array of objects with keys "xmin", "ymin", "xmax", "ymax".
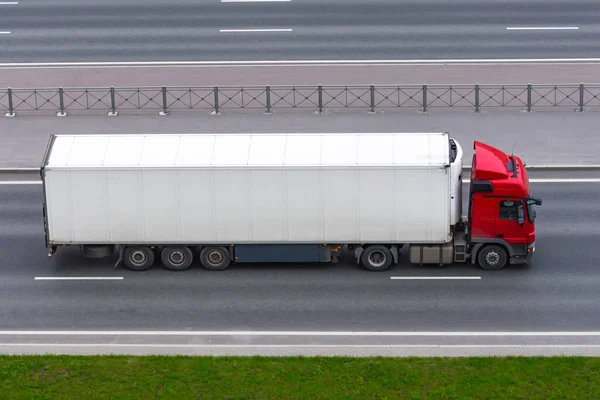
[
  {"xmin": 390, "ymin": 245, "xmax": 400, "ymax": 264},
  {"xmin": 354, "ymin": 246, "xmax": 364, "ymax": 264},
  {"xmin": 114, "ymin": 245, "xmax": 125, "ymax": 268}
]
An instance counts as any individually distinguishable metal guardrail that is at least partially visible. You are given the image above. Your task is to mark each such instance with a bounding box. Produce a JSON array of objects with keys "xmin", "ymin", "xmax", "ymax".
[{"xmin": 2, "ymin": 84, "xmax": 600, "ymax": 117}]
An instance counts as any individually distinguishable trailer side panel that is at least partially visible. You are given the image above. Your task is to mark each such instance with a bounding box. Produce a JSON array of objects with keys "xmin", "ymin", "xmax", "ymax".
[{"xmin": 43, "ymin": 133, "xmax": 453, "ymax": 245}]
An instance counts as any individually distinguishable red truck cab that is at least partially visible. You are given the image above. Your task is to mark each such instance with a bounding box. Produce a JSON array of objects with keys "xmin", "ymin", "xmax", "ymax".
[{"xmin": 467, "ymin": 141, "xmax": 542, "ymax": 270}]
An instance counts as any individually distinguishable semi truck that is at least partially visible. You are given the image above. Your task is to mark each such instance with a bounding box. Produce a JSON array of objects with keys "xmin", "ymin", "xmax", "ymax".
[{"xmin": 40, "ymin": 132, "xmax": 542, "ymax": 272}]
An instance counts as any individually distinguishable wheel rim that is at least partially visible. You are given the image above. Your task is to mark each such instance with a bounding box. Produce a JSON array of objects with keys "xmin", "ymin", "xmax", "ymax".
[
  {"xmin": 168, "ymin": 250, "xmax": 186, "ymax": 266},
  {"xmin": 208, "ymin": 250, "xmax": 224, "ymax": 266},
  {"xmin": 368, "ymin": 250, "xmax": 386, "ymax": 267},
  {"xmin": 130, "ymin": 250, "xmax": 147, "ymax": 266},
  {"xmin": 485, "ymin": 251, "xmax": 500, "ymax": 266}
]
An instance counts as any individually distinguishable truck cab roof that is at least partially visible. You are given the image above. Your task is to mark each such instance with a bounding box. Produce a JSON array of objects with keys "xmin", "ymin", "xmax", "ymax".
[{"xmin": 471, "ymin": 141, "xmax": 530, "ymax": 197}]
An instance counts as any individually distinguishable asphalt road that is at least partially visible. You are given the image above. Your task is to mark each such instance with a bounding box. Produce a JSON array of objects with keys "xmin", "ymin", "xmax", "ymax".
[
  {"xmin": 0, "ymin": 174, "xmax": 599, "ymax": 356},
  {"xmin": 0, "ymin": 0, "xmax": 599, "ymax": 63},
  {"xmin": 1, "ymin": 112, "xmax": 599, "ymax": 168}
]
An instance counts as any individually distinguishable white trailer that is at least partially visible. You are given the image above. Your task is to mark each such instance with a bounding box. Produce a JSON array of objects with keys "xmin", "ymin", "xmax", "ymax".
[{"xmin": 41, "ymin": 132, "xmax": 463, "ymax": 271}]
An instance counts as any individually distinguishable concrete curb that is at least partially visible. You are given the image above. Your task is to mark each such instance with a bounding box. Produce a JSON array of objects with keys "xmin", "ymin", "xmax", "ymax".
[{"xmin": 1, "ymin": 165, "xmax": 600, "ymax": 172}]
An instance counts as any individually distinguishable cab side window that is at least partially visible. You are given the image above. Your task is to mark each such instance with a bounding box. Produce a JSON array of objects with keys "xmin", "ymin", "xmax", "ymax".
[{"xmin": 499, "ymin": 200, "xmax": 518, "ymax": 221}]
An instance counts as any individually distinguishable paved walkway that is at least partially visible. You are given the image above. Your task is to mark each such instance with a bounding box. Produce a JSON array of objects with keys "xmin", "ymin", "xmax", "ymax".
[
  {"xmin": 1, "ymin": 111, "xmax": 597, "ymax": 167},
  {"xmin": 3, "ymin": 63, "xmax": 600, "ymax": 87}
]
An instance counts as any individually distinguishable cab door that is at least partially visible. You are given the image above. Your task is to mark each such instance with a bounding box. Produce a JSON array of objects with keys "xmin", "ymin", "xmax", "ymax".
[{"xmin": 495, "ymin": 199, "xmax": 528, "ymax": 245}]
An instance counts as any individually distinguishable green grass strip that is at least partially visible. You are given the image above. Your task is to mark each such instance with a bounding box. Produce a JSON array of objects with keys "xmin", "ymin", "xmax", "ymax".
[{"xmin": 0, "ymin": 355, "xmax": 599, "ymax": 399}]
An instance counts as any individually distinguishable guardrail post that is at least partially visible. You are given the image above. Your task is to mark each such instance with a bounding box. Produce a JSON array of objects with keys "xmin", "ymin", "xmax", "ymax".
[
  {"xmin": 578, "ymin": 83, "xmax": 584, "ymax": 112},
  {"xmin": 265, "ymin": 85, "xmax": 272, "ymax": 114},
  {"xmin": 5, "ymin": 87, "xmax": 15, "ymax": 117},
  {"xmin": 369, "ymin": 84, "xmax": 375, "ymax": 114},
  {"xmin": 159, "ymin": 86, "xmax": 169, "ymax": 116},
  {"xmin": 527, "ymin": 83, "xmax": 532, "ymax": 112},
  {"xmin": 57, "ymin": 87, "xmax": 67, "ymax": 117},
  {"xmin": 212, "ymin": 85, "xmax": 220, "ymax": 115},
  {"xmin": 317, "ymin": 84, "xmax": 323, "ymax": 114},
  {"xmin": 422, "ymin": 84, "xmax": 428, "ymax": 113},
  {"xmin": 475, "ymin": 84, "xmax": 480, "ymax": 113},
  {"xmin": 108, "ymin": 86, "xmax": 118, "ymax": 116}
]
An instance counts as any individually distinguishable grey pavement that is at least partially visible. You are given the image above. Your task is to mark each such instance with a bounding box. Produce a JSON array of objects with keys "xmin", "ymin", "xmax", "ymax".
[
  {"xmin": 3, "ymin": 339, "xmax": 600, "ymax": 357},
  {"xmin": 0, "ymin": 179, "xmax": 600, "ymax": 356},
  {"xmin": 0, "ymin": 0, "xmax": 600, "ymax": 63},
  {"xmin": 3, "ymin": 64, "xmax": 600, "ymax": 88},
  {"xmin": 0, "ymin": 112, "xmax": 599, "ymax": 168}
]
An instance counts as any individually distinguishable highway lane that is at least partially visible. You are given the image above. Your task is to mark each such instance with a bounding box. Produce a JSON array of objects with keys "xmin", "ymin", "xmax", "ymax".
[
  {"xmin": 0, "ymin": 178, "xmax": 599, "ymax": 335},
  {"xmin": 1, "ymin": 112, "xmax": 600, "ymax": 168},
  {"xmin": 0, "ymin": 0, "xmax": 599, "ymax": 62}
]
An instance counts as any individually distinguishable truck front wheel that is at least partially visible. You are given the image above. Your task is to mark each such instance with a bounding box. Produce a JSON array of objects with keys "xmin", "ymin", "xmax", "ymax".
[
  {"xmin": 161, "ymin": 246, "xmax": 193, "ymax": 271},
  {"xmin": 477, "ymin": 245, "xmax": 508, "ymax": 270},
  {"xmin": 123, "ymin": 246, "xmax": 155, "ymax": 271},
  {"xmin": 361, "ymin": 245, "xmax": 393, "ymax": 271},
  {"xmin": 199, "ymin": 246, "xmax": 231, "ymax": 271}
]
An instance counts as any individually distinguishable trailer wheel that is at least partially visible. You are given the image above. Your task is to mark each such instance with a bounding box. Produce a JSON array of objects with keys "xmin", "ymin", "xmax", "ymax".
[
  {"xmin": 123, "ymin": 246, "xmax": 154, "ymax": 271},
  {"xmin": 200, "ymin": 246, "xmax": 231, "ymax": 271},
  {"xmin": 477, "ymin": 245, "xmax": 508, "ymax": 270},
  {"xmin": 361, "ymin": 245, "xmax": 393, "ymax": 271},
  {"xmin": 161, "ymin": 246, "xmax": 193, "ymax": 271}
]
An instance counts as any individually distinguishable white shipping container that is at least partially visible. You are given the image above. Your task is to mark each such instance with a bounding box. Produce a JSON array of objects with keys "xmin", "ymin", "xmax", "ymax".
[{"xmin": 42, "ymin": 132, "xmax": 455, "ymax": 246}]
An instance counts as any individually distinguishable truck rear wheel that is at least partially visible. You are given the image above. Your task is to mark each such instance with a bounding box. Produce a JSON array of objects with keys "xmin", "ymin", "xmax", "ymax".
[
  {"xmin": 477, "ymin": 245, "xmax": 508, "ymax": 270},
  {"xmin": 123, "ymin": 246, "xmax": 154, "ymax": 271},
  {"xmin": 161, "ymin": 246, "xmax": 193, "ymax": 271},
  {"xmin": 361, "ymin": 245, "xmax": 393, "ymax": 271},
  {"xmin": 199, "ymin": 246, "xmax": 231, "ymax": 271}
]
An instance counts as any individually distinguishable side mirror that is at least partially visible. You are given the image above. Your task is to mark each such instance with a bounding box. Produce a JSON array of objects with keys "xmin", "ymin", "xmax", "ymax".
[
  {"xmin": 517, "ymin": 203, "xmax": 525, "ymax": 225},
  {"xmin": 527, "ymin": 197, "xmax": 542, "ymax": 206}
]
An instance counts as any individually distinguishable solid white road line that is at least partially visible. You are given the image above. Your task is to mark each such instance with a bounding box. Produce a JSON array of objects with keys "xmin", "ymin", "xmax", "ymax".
[
  {"xmin": 1, "ymin": 331, "xmax": 600, "ymax": 336},
  {"xmin": 507, "ymin": 26, "xmax": 579, "ymax": 30},
  {"xmin": 4, "ymin": 58, "xmax": 600, "ymax": 68},
  {"xmin": 461, "ymin": 178, "xmax": 600, "ymax": 184},
  {"xmin": 0, "ymin": 31, "xmax": 11, "ymax": 34},
  {"xmin": 0, "ymin": 167, "xmax": 39, "ymax": 171},
  {"xmin": 0, "ymin": 166, "xmax": 595, "ymax": 171},
  {"xmin": 0, "ymin": 181, "xmax": 42, "ymax": 185},
  {"xmin": 222, "ymin": 0, "xmax": 290, "ymax": 2},
  {"xmin": 1, "ymin": 343, "xmax": 600, "ymax": 349},
  {"xmin": 464, "ymin": 165, "xmax": 600, "ymax": 170},
  {"xmin": 530, "ymin": 178, "xmax": 600, "ymax": 183},
  {"xmin": 0, "ymin": 2, "xmax": 18, "ymax": 4},
  {"xmin": 0, "ymin": 166, "xmax": 595, "ymax": 172},
  {"xmin": 220, "ymin": 28, "xmax": 292, "ymax": 33},
  {"xmin": 35, "ymin": 277, "xmax": 124, "ymax": 280},
  {"xmin": 391, "ymin": 276, "xmax": 481, "ymax": 280},
  {"xmin": 4, "ymin": 179, "xmax": 600, "ymax": 185}
]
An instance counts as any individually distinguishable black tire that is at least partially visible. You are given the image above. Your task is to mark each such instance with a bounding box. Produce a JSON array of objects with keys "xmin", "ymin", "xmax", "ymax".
[
  {"xmin": 361, "ymin": 245, "xmax": 393, "ymax": 271},
  {"xmin": 199, "ymin": 246, "xmax": 231, "ymax": 271},
  {"xmin": 161, "ymin": 246, "xmax": 193, "ymax": 271},
  {"xmin": 123, "ymin": 246, "xmax": 155, "ymax": 271},
  {"xmin": 477, "ymin": 245, "xmax": 508, "ymax": 270}
]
